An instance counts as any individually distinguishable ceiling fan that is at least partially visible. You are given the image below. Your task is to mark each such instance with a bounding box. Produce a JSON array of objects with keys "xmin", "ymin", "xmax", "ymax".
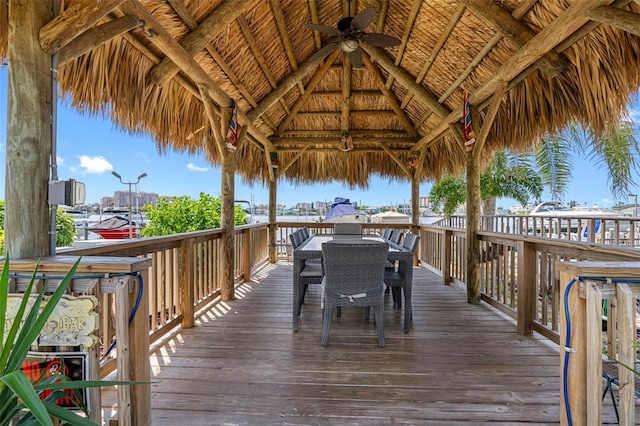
[{"xmin": 305, "ymin": 6, "xmax": 401, "ymax": 68}]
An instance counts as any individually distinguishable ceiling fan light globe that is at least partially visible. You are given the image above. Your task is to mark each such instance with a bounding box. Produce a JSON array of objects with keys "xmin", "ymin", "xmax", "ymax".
[{"xmin": 340, "ymin": 39, "xmax": 359, "ymax": 52}]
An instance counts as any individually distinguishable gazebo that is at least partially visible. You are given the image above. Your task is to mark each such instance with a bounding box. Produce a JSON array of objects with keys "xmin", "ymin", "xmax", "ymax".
[{"xmin": 3, "ymin": 1, "xmax": 640, "ymax": 423}]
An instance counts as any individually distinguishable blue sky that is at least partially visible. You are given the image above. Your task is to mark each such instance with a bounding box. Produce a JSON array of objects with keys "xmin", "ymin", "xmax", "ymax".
[{"xmin": 1, "ymin": 66, "xmax": 639, "ymax": 210}]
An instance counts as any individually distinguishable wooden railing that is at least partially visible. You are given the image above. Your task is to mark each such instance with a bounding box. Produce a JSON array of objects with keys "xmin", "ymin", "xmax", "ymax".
[
  {"xmin": 60, "ymin": 223, "xmax": 269, "ymax": 376},
  {"xmin": 437, "ymin": 214, "xmax": 640, "ymax": 246},
  {"xmin": 418, "ymin": 224, "xmax": 640, "ymax": 343}
]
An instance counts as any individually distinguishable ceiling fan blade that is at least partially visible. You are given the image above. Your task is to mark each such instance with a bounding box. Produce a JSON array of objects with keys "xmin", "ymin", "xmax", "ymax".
[
  {"xmin": 350, "ymin": 7, "xmax": 376, "ymax": 31},
  {"xmin": 347, "ymin": 49, "xmax": 364, "ymax": 69},
  {"xmin": 361, "ymin": 32, "xmax": 401, "ymax": 47},
  {"xmin": 308, "ymin": 43, "xmax": 339, "ymax": 63},
  {"xmin": 305, "ymin": 23, "xmax": 340, "ymax": 36}
]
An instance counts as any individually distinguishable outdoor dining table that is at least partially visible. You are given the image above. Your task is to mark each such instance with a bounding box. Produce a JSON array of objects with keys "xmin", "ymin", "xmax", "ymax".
[{"xmin": 292, "ymin": 234, "xmax": 414, "ymax": 331}]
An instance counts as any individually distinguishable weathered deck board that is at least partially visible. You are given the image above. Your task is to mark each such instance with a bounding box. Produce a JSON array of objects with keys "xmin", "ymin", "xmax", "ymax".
[{"xmin": 102, "ymin": 262, "xmax": 629, "ymax": 425}]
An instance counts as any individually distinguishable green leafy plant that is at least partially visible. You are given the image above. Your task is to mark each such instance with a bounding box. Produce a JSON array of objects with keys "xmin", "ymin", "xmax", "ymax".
[{"xmin": 0, "ymin": 257, "xmax": 136, "ymax": 425}]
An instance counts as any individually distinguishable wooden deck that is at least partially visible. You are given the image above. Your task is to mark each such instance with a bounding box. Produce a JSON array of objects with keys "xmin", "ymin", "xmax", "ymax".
[{"xmin": 101, "ymin": 261, "xmax": 628, "ymax": 425}]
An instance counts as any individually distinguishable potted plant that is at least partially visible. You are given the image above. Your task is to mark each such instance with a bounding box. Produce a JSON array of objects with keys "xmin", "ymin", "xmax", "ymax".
[{"xmin": 0, "ymin": 256, "xmax": 137, "ymax": 425}]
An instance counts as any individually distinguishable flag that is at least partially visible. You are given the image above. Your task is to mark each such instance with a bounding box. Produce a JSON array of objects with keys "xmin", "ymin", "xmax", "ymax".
[
  {"xmin": 226, "ymin": 100, "xmax": 238, "ymax": 152},
  {"xmin": 463, "ymin": 89, "xmax": 476, "ymax": 152}
]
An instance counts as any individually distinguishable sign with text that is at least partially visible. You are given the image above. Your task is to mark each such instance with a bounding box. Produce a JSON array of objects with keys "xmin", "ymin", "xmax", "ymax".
[
  {"xmin": 4, "ymin": 294, "xmax": 98, "ymax": 347},
  {"xmin": 22, "ymin": 351, "xmax": 89, "ymax": 410}
]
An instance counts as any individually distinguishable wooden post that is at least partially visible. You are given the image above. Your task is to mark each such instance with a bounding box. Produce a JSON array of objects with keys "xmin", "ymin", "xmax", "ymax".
[
  {"xmin": 442, "ymin": 229, "xmax": 452, "ymax": 285},
  {"xmin": 465, "ymin": 148, "xmax": 481, "ymax": 304},
  {"xmin": 115, "ymin": 279, "xmax": 132, "ymax": 426},
  {"xmin": 220, "ymin": 149, "xmax": 236, "ymax": 301},
  {"xmin": 516, "ymin": 240, "xmax": 536, "ymax": 335},
  {"xmin": 179, "ymin": 237, "xmax": 195, "ymax": 328},
  {"xmin": 129, "ymin": 269, "xmax": 150, "ymax": 426},
  {"xmin": 243, "ymin": 228, "xmax": 252, "ymax": 281},
  {"xmin": 268, "ymin": 177, "xmax": 278, "ymax": 263},
  {"xmin": 559, "ymin": 268, "xmax": 586, "ymax": 426},
  {"xmin": 585, "ymin": 282, "xmax": 603, "ymax": 424},
  {"xmin": 411, "ymin": 176, "xmax": 419, "ymax": 233},
  {"xmin": 6, "ymin": 0, "xmax": 52, "ymax": 258},
  {"xmin": 616, "ymin": 283, "xmax": 635, "ymax": 425}
]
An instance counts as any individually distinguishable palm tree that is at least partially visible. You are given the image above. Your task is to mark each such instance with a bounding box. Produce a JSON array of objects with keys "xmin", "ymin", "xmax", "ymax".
[
  {"xmin": 538, "ymin": 121, "xmax": 640, "ymax": 200},
  {"xmin": 429, "ymin": 152, "xmax": 543, "ymax": 216},
  {"xmin": 429, "ymin": 120, "xmax": 640, "ymax": 216}
]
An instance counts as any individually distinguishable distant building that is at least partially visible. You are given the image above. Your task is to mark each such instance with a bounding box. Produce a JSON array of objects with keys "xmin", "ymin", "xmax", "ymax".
[{"xmin": 101, "ymin": 191, "xmax": 160, "ymax": 209}]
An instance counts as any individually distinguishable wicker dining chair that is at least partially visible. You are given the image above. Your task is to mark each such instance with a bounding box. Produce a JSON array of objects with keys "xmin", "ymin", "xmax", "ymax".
[
  {"xmin": 290, "ymin": 232, "xmax": 323, "ymax": 318},
  {"xmin": 388, "ymin": 229, "xmax": 403, "ymax": 245},
  {"xmin": 385, "ymin": 233, "xmax": 419, "ymax": 333},
  {"xmin": 333, "ymin": 222, "xmax": 362, "ymax": 235},
  {"xmin": 320, "ymin": 240, "xmax": 388, "ymax": 347},
  {"xmin": 382, "ymin": 228, "xmax": 392, "ymax": 240}
]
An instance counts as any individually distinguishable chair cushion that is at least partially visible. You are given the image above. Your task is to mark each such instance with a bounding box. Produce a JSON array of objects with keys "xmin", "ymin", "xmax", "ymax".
[
  {"xmin": 300, "ymin": 262, "xmax": 323, "ymax": 277},
  {"xmin": 306, "ymin": 258, "xmax": 322, "ymax": 265}
]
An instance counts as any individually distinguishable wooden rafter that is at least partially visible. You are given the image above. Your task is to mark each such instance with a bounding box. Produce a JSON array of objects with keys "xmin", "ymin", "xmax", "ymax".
[
  {"xmin": 308, "ymin": 0, "xmax": 321, "ymax": 50},
  {"xmin": 472, "ymin": 82, "xmax": 507, "ymax": 154},
  {"xmin": 275, "ymin": 49, "xmax": 341, "ymax": 135},
  {"xmin": 414, "ymin": 0, "xmax": 609, "ymax": 152},
  {"xmin": 269, "ymin": 0, "xmax": 305, "ymax": 96},
  {"xmin": 311, "ymin": 90, "xmax": 381, "ymax": 97},
  {"xmin": 375, "ymin": 0, "xmax": 389, "ymax": 34},
  {"xmin": 587, "ymin": 5, "xmax": 640, "ymax": 36},
  {"xmin": 362, "ymin": 45, "xmax": 451, "ymax": 119},
  {"xmin": 362, "ymin": 53, "xmax": 418, "ymax": 137},
  {"xmin": 39, "ymin": 0, "xmax": 126, "ymax": 54},
  {"xmin": 341, "ymin": 56, "xmax": 351, "ymax": 132},
  {"xmin": 278, "ymin": 146, "xmax": 310, "ymax": 175},
  {"xmin": 460, "ymin": 0, "xmax": 568, "ymax": 78},
  {"xmin": 264, "ymin": 149, "xmax": 275, "ymax": 181},
  {"xmin": 271, "ymin": 136, "xmax": 420, "ymax": 146},
  {"xmin": 165, "ymin": 0, "xmax": 271, "ymax": 129},
  {"xmin": 385, "ymin": 0, "xmax": 421, "ymax": 89},
  {"xmin": 198, "ymin": 84, "xmax": 225, "ymax": 158},
  {"xmin": 237, "ymin": 16, "xmax": 291, "ymax": 114},
  {"xmin": 279, "ymin": 130, "xmax": 413, "ymax": 138},
  {"xmin": 295, "ymin": 110, "xmax": 398, "ymax": 118},
  {"xmin": 147, "ymin": 0, "xmax": 257, "ymax": 87},
  {"xmin": 57, "ymin": 15, "xmax": 142, "ymax": 66},
  {"xmin": 380, "ymin": 144, "xmax": 412, "ymax": 178},
  {"xmin": 400, "ymin": 3, "xmax": 465, "ymax": 109},
  {"xmin": 119, "ymin": 1, "xmax": 275, "ymax": 152},
  {"xmin": 438, "ymin": 0, "xmax": 538, "ymax": 103},
  {"xmin": 276, "ymin": 147, "xmax": 412, "ymax": 153}
]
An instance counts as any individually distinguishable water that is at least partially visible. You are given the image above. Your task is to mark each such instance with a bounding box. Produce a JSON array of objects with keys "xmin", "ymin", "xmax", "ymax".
[{"xmin": 250, "ymin": 215, "xmax": 443, "ymax": 225}]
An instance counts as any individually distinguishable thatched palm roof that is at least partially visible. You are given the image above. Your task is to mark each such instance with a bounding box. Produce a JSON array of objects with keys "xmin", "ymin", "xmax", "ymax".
[{"xmin": 2, "ymin": 0, "xmax": 640, "ymax": 188}]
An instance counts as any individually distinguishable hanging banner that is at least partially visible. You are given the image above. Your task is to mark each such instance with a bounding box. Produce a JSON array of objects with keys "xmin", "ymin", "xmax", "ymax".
[
  {"xmin": 225, "ymin": 100, "xmax": 238, "ymax": 152},
  {"xmin": 463, "ymin": 89, "xmax": 476, "ymax": 151}
]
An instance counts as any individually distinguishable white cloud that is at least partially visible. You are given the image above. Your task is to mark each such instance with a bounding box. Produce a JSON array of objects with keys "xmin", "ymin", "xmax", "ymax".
[
  {"xmin": 73, "ymin": 155, "xmax": 113, "ymax": 174},
  {"xmin": 187, "ymin": 162, "xmax": 209, "ymax": 172},
  {"xmin": 627, "ymin": 107, "xmax": 640, "ymax": 123},
  {"xmin": 56, "ymin": 155, "xmax": 64, "ymax": 165}
]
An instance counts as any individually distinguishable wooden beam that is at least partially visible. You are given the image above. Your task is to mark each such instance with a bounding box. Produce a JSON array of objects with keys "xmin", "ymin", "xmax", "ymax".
[
  {"xmin": 120, "ymin": 1, "xmax": 274, "ymax": 153},
  {"xmin": 438, "ymin": 0, "xmax": 541, "ymax": 103},
  {"xmin": 280, "ymin": 130, "xmax": 413, "ymax": 138},
  {"xmin": 361, "ymin": 45, "xmax": 451, "ymax": 119},
  {"xmin": 311, "ymin": 90, "xmax": 381, "ymax": 97},
  {"xmin": 276, "ymin": 49, "xmax": 340, "ymax": 134},
  {"xmin": 401, "ymin": 3, "xmax": 465, "ymax": 108},
  {"xmin": 276, "ymin": 147, "xmax": 411, "ymax": 153},
  {"xmin": 361, "ymin": 53, "xmax": 419, "ymax": 137},
  {"xmin": 271, "ymin": 136, "xmax": 420, "ymax": 145},
  {"xmin": 448, "ymin": 123, "xmax": 466, "ymax": 151},
  {"xmin": 375, "ymin": 0, "xmax": 390, "ymax": 34},
  {"xmin": 278, "ymin": 146, "xmax": 310, "ymax": 174},
  {"xmin": 197, "ymin": 83, "xmax": 225, "ymax": 158},
  {"xmin": 472, "ymin": 81, "xmax": 507, "ymax": 154},
  {"xmin": 58, "ymin": 15, "xmax": 143, "ymax": 66},
  {"xmin": 308, "ymin": 0, "xmax": 322, "ymax": 50},
  {"xmin": 385, "ymin": 0, "xmax": 422, "ymax": 89},
  {"xmin": 460, "ymin": 0, "xmax": 568, "ymax": 77},
  {"xmin": 295, "ymin": 110, "xmax": 398, "ymax": 118},
  {"xmin": 40, "ymin": 0, "xmax": 125, "ymax": 54},
  {"xmin": 471, "ymin": 0, "xmax": 609, "ymax": 106},
  {"xmin": 247, "ymin": 46, "xmax": 339, "ymax": 122},
  {"xmin": 415, "ymin": 0, "xmax": 610, "ymax": 152},
  {"xmin": 269, "ymin": 0, "xmax": 305, "ymax": 95},
  {"xmin": 380, "ymin": 144, "xmax": 413, "ymax": 178},
  {"xmin": 341, "ymin": 56, "xmax": 351, "ymax": 132},
  {"xmin": 588, "ymin": 5, "xmax": 640, "ymax": 36},
  {"xmin": 148, "ymin": 0, "xmax": 257, "ymax": 87},
  {"xmin": 265, "ymin": 149, "xmax": 275, "ymax": 181}
]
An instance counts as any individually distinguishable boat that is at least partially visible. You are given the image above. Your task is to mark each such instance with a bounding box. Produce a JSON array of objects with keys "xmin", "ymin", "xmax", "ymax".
[
  {"xmin": 370, "ymin": 210, "xmax": 410, "ymax": 223},
  {"xmin": 529, "ymin": 201, "xmax": 619, "ymax": 217},
  {"xmin": 88, "ymin": 215, "xmax": 145, "ymax": 239},
  {"xmin": 528, "ymin": 201, "xmax": 621, "ymax": 241},
  {"xmin": 324, "ymin": 197, "xmax": 367, "ymax": 223}
]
